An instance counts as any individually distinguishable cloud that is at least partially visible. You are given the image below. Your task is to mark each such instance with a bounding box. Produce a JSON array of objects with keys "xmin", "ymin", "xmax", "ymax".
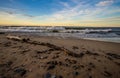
[
  {"xmin": 4, "ymin": 11, "xmax": 14, "ymax": 15},
  {"xmin": 96, "ymin": 0, "xmax": 114, "ymax": 6},
  {"xmin": 59, "ymin": 1, "xmax": 70, "ymax": 8},
  {"xmin": 23, "ymin": 14, "xmax": 34, "ymax": 18},
  {"xmin": 0, "ymin": 0, "xmax": 120, "ymax": 26},
  {"xmin": 41, "ymin": 0, "xmax": 120, "ymax": 26},
  {"xmin": 0, "ymin": 7, "xmax": 35, "ymax": 18},
  {"xmin": 48, "ymin": 3, "xmax": 83, "ymax": 20},
  {"xmin": 46, "ymin": 2, "xmax": 96, "ymax": 21}
]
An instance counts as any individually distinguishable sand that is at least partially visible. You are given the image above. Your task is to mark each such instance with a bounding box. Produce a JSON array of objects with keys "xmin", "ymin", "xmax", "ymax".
[{"xmin": 0, "ymin": 33, "xmax": 120, "ymax": 78}]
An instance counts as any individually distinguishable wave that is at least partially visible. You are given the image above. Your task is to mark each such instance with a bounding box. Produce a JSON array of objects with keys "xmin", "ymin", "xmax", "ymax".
[{"xmin": 0, "ymin": 26, "xmax": 120, "ymax": 38}]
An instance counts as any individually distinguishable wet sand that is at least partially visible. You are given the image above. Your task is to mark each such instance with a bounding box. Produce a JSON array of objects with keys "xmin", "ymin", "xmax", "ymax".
[{"xmin": 0, "ymin": 33, "xmax": 120, "ymax": 78}]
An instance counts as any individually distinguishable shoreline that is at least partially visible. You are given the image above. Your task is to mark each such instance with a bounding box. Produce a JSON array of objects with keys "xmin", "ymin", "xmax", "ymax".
[{"xmin": 1, "ymin": 32, "xmax": 120, "ymax": 43}]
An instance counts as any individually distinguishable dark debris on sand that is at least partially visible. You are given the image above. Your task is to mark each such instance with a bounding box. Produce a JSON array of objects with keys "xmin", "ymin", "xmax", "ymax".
[
  {"xmin": 89, "ymin": 75, "xmax": 92, "ymax": 78},
  {"xmin": 47, "ymin": 64, "xmax": 55, "ymax": 70},
  {"xmin": 3, "ymin": 41, "xmax": 11, "ymax": 47},
  {"xmin": 0, "ymin": 61, "xmax": 13, "ymax": 78},
  {"xmin": 72, "ymin": 46, "xmax": 79, "ymax": 50},
  {"xmin": 65, "ymin": 58, "xmax": 77, "ymax": 64},
  {"xmin": 46, "ymin": 61, "xmax": 63, "ymax": 66},
  {"xmin": 0, "ymin": 61, "xmax": 13, "ymax": 68},
  {"xmin": 73, "ymin": 71, "xmax": 79, "ymax": 76},
  {"xmin": 86, "ymin": 50, "xmax": 99, "ymax": 56},
  {"xmin": 0, "ymin": 32, "xmax": 5, "ymax": 34},
  {"xmin": 22, "ymin": 38, "xmax": 30, "ymax": 42},
  {"xmin": 43, "ymin": 72, "xmax": 63, "ymax": 78},
  {"xmin": 88, "ymin": 62, "xmax": 95, "ymax": 68},
  {"xmin": 14, "ymin": 68, "xmax": 27, "ymax": 76},
  {"xmin": 72, "ymin": 65, "xmax": 81, "ymax": 70},
  {"xmin": 46, "ymin": 61, "xmax": 60, "ymax": 70},
  {"xmin": 103, "ymin": 71, "xmax": 112, "ymax": 77},
  {"xmin": 36, "ymin": 48, "xmax": 55, "ymax": 54},
  {"xmin": 106, "ymin": 53, "xmax": 120, "ymax": 59}
]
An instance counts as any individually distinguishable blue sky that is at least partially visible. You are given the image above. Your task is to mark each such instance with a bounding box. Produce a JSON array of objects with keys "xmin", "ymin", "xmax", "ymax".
[{"xmin": 0, "ymin": 0, "xmax": 120, "ymax": 26}]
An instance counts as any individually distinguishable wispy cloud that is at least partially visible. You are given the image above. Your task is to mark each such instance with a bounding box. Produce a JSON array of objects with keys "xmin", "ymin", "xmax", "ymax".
[
  {"xmin": 46, "ymin": 1, "xmax": 103, "ymax": 21},
  {"xmin": 59, "ymin": 1, "xmax": 70, "ymax": 8},
  {"xmin": 0, "ymin": 0, "xmax": 120, "ymax": 26},
  {"xmin": 96, "ymin": 0, "xmax": 114, "ymax": 6}
]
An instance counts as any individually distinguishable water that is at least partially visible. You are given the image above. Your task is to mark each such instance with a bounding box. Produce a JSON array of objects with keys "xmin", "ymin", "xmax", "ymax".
[
  {"xmin": 84, "ymin": 38, "xmax": 120, "ymax": 43},
  {"xmin": 0, "ymin": 26, "xmax": 120, "ymax": 43}
]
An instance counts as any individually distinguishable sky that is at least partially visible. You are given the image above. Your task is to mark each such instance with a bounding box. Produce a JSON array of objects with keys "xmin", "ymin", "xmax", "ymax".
[{"xmin": 0, "ymin": 0, "xmax": 120, "ymax": 27}]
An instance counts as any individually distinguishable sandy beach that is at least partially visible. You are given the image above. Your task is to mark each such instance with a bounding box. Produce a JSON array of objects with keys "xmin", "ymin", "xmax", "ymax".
[{"xmin": 0, "ymin": 33, "xmax": 120, "ymax": 78}]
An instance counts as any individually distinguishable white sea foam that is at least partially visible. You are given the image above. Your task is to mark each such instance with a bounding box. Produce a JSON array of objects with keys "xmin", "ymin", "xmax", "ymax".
[{"xmin": 0, "ymin": 26, "xmax": 120, "ymax": 43}]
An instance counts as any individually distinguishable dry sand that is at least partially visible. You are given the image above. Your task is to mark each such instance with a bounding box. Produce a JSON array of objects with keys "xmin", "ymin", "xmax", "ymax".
[{"xmin": 0, "ymin": 33, "xmax": 120, "ymax": 78}]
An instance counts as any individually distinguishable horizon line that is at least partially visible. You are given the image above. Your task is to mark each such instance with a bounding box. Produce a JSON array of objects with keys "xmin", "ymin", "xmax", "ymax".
[{"xmin": 0, "ymin": 25, "xmax": 120, "ymax": 27}]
